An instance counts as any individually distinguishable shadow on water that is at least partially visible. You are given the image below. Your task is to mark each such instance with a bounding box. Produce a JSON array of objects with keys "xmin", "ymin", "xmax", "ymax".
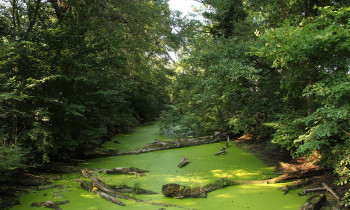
[{"xmin": 11, "ymin": 124, "xmax": 306, "ymax": 210}]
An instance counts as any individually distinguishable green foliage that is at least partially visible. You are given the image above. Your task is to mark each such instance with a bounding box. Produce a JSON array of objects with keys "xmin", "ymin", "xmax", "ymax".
[
  {"xmin": 162, "ymin": 1, "xmax": 350, "ymax": 191},
  {"xmin": 0, "ymin": 0, "xmax": 179, "ymax": 183},
  {"xmin": 0, "ymin": 145, "xmax": 26, "ymax": 183}
]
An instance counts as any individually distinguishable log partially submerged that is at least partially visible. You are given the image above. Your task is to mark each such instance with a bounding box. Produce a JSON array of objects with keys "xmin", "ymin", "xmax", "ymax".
[
  {"xmin": 31, "ymin": 200, "xmax": 69, "ymax": 209},
  {"xmin": 78, "ymin": 170, "xmax": 188, "ymax": 209},
  {"xmin": 163, "ymin": 170, "xmax": 324, "ymax": 199},
  {"xmin": 98, "ymin": 167, "xmax": 150, "ymax": 175},
  {"xmin": 84, "ymin": 136, "xmax": 223, "ymax": 158},
  {"xmin": 215, "ymin": 148, "xmax": 226, "ymax": 156},
  {"xmin": 177, "ymin": 157, "xmax": 189, "ymax": 168},
  {"xmin": 162, "ymin": 183, "xmax": 208, "ymax": 198},
  {"xmin": 111, "ymin": 185, "xmax": 157, "ymax": 195},
  {"xmin": 162, "ymin": 177, "xmax": 236, "ymax": 198},
  {"xmin": 299, "ymin": 194, "xmax": 326, "ymax": 210},
  {"xmin": 279, "ymin": 178, "xmax": 310, "ymax": 195}
]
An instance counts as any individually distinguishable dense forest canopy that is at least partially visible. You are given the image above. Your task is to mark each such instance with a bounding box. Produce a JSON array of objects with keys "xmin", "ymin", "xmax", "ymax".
[
  {"xmin": 0, "ymin": 0, "xmax": 349, "ymax": 205},
  {"xmin": 160, "ymin": 0, "xmax": 350, "ymax": 198},
  {"xmin": 0, "ymin": 0, "xmax": 186, "ymax": 178}
]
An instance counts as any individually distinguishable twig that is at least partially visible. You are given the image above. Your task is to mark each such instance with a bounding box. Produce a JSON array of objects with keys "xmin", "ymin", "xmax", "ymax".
[{"xmin": 341, "ymin": 128, "xmax": 350, "ymax": 138}]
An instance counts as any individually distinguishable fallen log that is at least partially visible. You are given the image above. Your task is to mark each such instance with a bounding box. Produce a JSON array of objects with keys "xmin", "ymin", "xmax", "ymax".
[
  {"xmin": 163, "ymin": 170, "xmax": 324, "ymax": 198},
  {"xmin": 111, "ymin": 185, "xmax": 157, "ymax": 195},
  {"xmin": 77, "ymin": 172, "xmax": 189, "ymax": 209},
  {"xmin": 84, "ymin": 136, "xmax": 223, "ymax": 158},
  {"xmin": 31, "ymin": 200, "xmax": 69, "ymax": 209},
  {"xmin": 96, "ymin": 191, "xmax": 125, "ymax": 206},
  {"xmin": 162, "ymin": 183, "xmax": 208, "ymax": 198},
  {"xmin": 203, "ymin": 177, "xmax": 236, "ymax": 193},
  {"xmin": 322, "ymin": 182, "xmax": 340, "ymax": 200},
  {"xmin": 98, "ymin": 167, "xmax": 150, "ymax": 175},
  {"xmin": 162, "ymin": 177, "xmax": 236, "ymax": 199},
  {"xmin": 299, "ymin": 194, "xmax": 326, "ymax": 210},
  {"xmin": 279, "ymin": 178, "xmax": 310, "ymax": 195},
  {"xmin": 177, "ymin": 157, "xmax": 189, "ymax": 168},
  {"xmin": 302, "ymin": 187, "xmax": 328, "ymax": 195},
  {"xmin": 75, "ymin": 179, "xmax": 125, "ymax": 206},
  {"xmin": 215, "ymin": 149, "xmax": 226, "ymax": 156},
  {"xmin": 36, "ymin": 185, "xmax": 64, "ymax": 191}
]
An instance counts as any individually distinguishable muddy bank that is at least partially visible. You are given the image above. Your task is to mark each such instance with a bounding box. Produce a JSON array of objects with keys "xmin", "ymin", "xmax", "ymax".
[{"xmin": 233, "ymin": 134, "xmax": 349, "ymax": 209}]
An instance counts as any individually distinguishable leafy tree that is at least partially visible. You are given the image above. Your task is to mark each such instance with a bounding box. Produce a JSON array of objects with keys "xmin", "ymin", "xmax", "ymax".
[{"xmin": 0, "ymin": 0, "xmax": 179, "ymax": 185}]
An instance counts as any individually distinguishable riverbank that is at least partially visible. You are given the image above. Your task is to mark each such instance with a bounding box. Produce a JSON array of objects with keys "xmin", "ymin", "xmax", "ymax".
[{"xmin": 234, "ymin": 134, "xmax": 349, "ymax": 209}]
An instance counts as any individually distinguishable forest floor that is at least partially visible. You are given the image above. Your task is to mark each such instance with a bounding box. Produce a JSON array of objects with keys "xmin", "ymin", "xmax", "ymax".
[{"xmin": 234, "ymin": 134, "xmax": 350, "ymax": 209}]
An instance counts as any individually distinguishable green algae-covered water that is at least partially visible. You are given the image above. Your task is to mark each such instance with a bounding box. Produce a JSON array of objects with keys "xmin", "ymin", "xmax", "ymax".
[{"xmin": 12, "ymin": 124, "xmax": 306, "ymax": 210}]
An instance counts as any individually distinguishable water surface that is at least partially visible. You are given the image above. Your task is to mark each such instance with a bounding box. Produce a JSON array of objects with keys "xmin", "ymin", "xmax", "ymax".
[{"xmin": 12, "ymin": 124, "xmax": 306, "ymax": 209}]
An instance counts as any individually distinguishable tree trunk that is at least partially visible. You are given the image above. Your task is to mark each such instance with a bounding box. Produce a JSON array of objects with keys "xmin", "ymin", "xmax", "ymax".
[{"xmin": 307, "ymin": 74, "xmax": 315, "ymax": 116}]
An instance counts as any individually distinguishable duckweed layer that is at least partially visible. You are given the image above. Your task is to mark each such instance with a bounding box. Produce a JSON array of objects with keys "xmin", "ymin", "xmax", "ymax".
[{"xmin": 12, "ymin": 124, "xmax": 306, "ymax": 210}]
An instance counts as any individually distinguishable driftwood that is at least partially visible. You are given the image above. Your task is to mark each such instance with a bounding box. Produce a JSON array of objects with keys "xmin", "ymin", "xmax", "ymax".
[
  {"xmin": 162, "ymin": 177, "xmax": 236, "ymax": 198},
  {"xmin": 36, "ymin": 185, "xmax": 65, "ymax": 191},
  {"xmin": 225, "ymin": 136, "xmax": 230, "ymax": 148},
  {"xmin": 299, "ymin": 194, "xmax": 326, "ymax": 210},
  {"xmin": 31, "ymin": 200, "xmax": 69, "ymax": 210},
  {"xmin": 302, "ymin": 187, "xmax": 329, "ymax": 195},
  {"xmin": 215, "ymin": 148, "xmax": 226, "ymax": 156},
  {"xmin": 98, "ymin": 167, "xmax": 150, "ymax": 175},
  {"xmin": 96, "ymin": 191, "xmax": 125, "ymax": 206},
  {"xmin": 177, "ymin": 157, "xmax": 189, "ymax": 168},
  {"xmin": 84, "ymin": 136, "xmax": 223, "ymax": 158},
  {"xmin": 162, "ymin": 183, "xmax": 208, "ymax": 198},
  {"xmin": 279, "ymin": 178, "xmax": 310, "ymax": 195},
  {"xmin": 111, "ymin": 185, "xmax": 157, "ymax": 195},
  {"xmin": 163, "ymin": 170, "xmax": 325, "ymax": 199},
  {"xmin": 322, "ymin": 182, "xmax": 340, "ymax": 200},
  {"xmin": 78, "ymin": 170, "xmax": 188, "ymax": 209}
]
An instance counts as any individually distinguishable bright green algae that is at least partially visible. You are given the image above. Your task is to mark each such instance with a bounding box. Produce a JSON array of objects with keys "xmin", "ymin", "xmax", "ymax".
[
  {"xmin": 12, "ymin": 124, "xmax": 306, "ymax": 210},
  {"xmin": 102, "ymin": 123, "xmax": 174, "ymax": 152}
]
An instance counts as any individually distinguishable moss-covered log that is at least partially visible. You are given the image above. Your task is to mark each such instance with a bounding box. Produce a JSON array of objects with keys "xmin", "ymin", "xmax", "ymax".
[
  {"xmin": 31, "ymin": 200, "xmax": 69, "ymax": 210},
  {"xmin": 162, "ymin": 184, "xmax": 208, "ymax": 198},
  {"xmin": 162, "ymin": 178, "xmax": 236, "ymax": 198},
  {"xmin": 98, "ymin": 167, "xmax": 150, "ymax": 175},
  {"xmin": 95, "ymin": 191, "xmax": 125, "ymax": 206},
  {"xmin": 77, "ymin": 172, "xmax": 188, "ymax": 209},
  {"xmin": 299, "ymin": 194, "xmax": 326, "ymax": 210},
  {"xmin": 163, "ymin": 170, "xmax": 324, "ymax": 199},
  {"xmin": 279, "ymin": 178, "xmax": 310, "ymax": 195},
  {"xmin": 84, "ymin": 136, "xmax": 223, "ymax": 158},
  {"xmin": 111, "ymin": 185, "xmax": 157, "ymax": 195}
]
